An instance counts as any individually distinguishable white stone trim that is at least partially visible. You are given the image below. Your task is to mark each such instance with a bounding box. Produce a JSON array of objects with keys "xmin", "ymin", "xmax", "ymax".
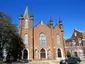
[
  {"xmin": 56, "ymin": 48, "xmax": 64, "ymax": 60},
  {"xmin": 3, "ymin": 49, "xmax": 7, "ymax": 61},
  {"xmin": 40, "ymin": 20, "xmax": 44, "ymax": 25},
  {"xmin": 22, "ymin": 48, "xmax": 29, "ymax": 60}
]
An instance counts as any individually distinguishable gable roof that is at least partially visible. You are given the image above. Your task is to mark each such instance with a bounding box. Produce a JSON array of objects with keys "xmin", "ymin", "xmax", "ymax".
[
  {"xmin": 34, "ymin": 20, "xmax": 50, "ymax": 28},
  {"xmin": 74, "ymin": 28, "xmax": 85, "ymax": 33}
]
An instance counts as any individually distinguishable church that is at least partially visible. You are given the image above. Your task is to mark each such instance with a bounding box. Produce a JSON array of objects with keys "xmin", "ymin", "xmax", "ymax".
[{"xmin": 18, "ymin": 5, "xmax": 66, "ymax": 60}]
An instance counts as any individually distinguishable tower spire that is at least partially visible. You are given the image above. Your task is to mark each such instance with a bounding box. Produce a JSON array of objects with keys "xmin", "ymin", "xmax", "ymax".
[
  {"xmin": 49, "ymin": 16, "xmax": 53, "ymax": 26},
  {"xmin": 20, "ymin": 12, "xmax": 23, "ymax": 20},
  {"xmin": 24, "ymin": 5, "xmax": 29, "ymax": 17},
  {"xmin": 59, "ymin": 17, "xmax": 63, "ymax": 32}
]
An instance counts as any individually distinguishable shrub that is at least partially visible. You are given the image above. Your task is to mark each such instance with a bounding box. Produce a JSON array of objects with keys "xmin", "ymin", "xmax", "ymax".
[{"xmin": 66, "ymin": 51, "xmax": 71, "ymax": 57}]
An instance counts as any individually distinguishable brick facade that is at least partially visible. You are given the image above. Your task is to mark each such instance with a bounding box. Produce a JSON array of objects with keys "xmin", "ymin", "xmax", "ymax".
[{"xmin": 18, "ymin": 6, "xmax": 65, "ymax": 60}]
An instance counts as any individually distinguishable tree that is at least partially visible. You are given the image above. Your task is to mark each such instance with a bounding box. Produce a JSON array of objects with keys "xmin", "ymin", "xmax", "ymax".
[
  {"xmin": 0, "ymin": 12, "xmax": 16, "ymax": 60},
  {"xmin": 66, "ymin": 51, "xmax": 71, "ymax": 57},
  {"xmin": 0, "ymin": 12, "xmax": 24, "ymax": 61},
  {"xmin": 7, "ymin": 34, "xmax": 24, "ymax": 61}
]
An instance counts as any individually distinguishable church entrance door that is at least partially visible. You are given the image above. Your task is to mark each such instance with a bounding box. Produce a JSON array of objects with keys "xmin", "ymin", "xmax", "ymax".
[
  {"xmin": 40, "ymin": 48, "xmax": 46, "ymax": 59},
  {"xmin": 23, "ymin": 49, "xmax": 28, "ymax": 60},
  {"xmin": 58, "ymin": 48, "xmax": 62, "ymax": 58}
]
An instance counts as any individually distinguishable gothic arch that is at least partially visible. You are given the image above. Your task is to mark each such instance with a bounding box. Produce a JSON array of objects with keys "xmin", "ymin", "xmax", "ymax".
[
  {"xmin": 22, "ymin": 48, "xmax": 29, "ymax": 60},
  {"xmin": 40, "ymin": 48, "xmax": 47, "ymax": 59},
  {"xmin": 58, "ymin": 48, "xmax": 62, "ymax": 58},
  {"xmin": 24, "ymin": 34, "xmax": 28, "ymax": 48}
]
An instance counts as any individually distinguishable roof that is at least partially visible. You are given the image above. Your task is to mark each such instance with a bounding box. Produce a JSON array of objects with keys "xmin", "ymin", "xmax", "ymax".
[{"xmin": 74, "ymin": 28, "xmax": 85, "ymax": 33}]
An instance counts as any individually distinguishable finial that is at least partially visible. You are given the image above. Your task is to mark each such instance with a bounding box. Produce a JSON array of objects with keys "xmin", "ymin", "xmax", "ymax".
[
  {"xmin": 49, "ymin": 16, "xmax": 53, "ymax": 26},
  {"xmin": 19, "ymin": 12, "xmax": 24, "ymax": 20},
  {"xmin": 50, "ymin": 16, "xmax": 52, "ymax": 21},
  {"xmin": 20, "ymin": 12, "xmax": 23, "ymax": 17},
  {"xmin": 40, "ymin": 20, "xmax": 44, "ymax": 25},
  {"xmin": 59, "ymin": 16, "xmax": 62, "ymax": 21}
]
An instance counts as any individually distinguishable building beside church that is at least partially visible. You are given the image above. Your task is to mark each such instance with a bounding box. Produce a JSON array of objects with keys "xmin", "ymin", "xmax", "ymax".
[
  {"xmin": 65, "ymin": 28, "xmax": 85, "ymax": 59},
  {"xmin": 18, "ymin": 5, "xmax": 66, "ymax": 60}
]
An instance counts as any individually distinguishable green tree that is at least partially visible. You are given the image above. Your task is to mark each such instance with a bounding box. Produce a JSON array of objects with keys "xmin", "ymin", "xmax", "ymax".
[
  {"xmin": 7, "ymin": 34, "xmax": 24, "ymax": 61},
  {"xmin": 0, "ymin": 12, "xmax": 16, "ymax": 60},
  {"xmin": 66, "ymin": 51, "xmax": 71, "ymax": 57},
  {"xmin": 0, "ymin": 12, "xmax": 24, "ymax": 61}
]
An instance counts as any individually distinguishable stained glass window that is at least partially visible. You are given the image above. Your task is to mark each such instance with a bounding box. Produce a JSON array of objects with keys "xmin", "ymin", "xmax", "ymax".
[
  {"xmin": 57, "ymin": 34, "xmax": 61, "ymax": 47},
  {"xmin": 40, "ymin": 33, "xmax": 46, "ymax": 46},
  {"xmin": 24, "ymin": 34, "xmax": 28, "ymax": 48}
]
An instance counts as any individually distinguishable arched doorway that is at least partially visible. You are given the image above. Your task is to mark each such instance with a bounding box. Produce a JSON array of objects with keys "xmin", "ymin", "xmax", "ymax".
[
  {"xmin": 58, "ymin": 48, "xmax": 62, "ymax": 57},
  {"xmin": 23, "ymin": 49, "xmax": 28, "ymax": 60},
  {"xmin": 40, "ymin": 48, "xmax": 46, "ymax": 59}
]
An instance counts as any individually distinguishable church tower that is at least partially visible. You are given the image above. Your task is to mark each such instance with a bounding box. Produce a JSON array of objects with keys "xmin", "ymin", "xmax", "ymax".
[{"xmin": 18, "ymin": 5, "xmax": 34, "ymax": 60}]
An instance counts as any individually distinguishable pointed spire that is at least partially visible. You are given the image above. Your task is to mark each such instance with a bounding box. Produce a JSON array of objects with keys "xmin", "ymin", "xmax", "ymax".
[
  {"xmin": 50, "ymin": 16, "xmax": 52, "ymax": 22},
  {"xmin": 59, "ymin": 17, "xmax": 62, "ymax": 23},
  {"xmin": 20, "ymin": 12, "xmax": 23, "ymax": 17},
  {"xmin": 59, "ymin": 17, "xmax": 63, "ymax": 32},
  {"xmin": 49, "ymin": 16, "xmax": 53, "ymax": 26},
  {"xmin": 24, "ymin": 5, "xmax": 29, "ymax": 17}
]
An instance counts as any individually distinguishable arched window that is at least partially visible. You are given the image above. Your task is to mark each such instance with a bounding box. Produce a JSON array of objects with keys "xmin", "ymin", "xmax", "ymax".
[
  {"xmin": 24, "ymin": 34, "xmax": 28, "ymax": 48},
  {"xmin": 57, "ymin": 34, "xmax": 61, "ymax": 47},
  {"xmin": 40, "ymin": 33, "xmax": 46, "ymax": 46},
  {"xmin": 24, "ymin": 19, "xmax": 28, "ymax": 28},
  {"xmin": 58, "ymin": 48, "xmax": 62, "ymax": 57}
]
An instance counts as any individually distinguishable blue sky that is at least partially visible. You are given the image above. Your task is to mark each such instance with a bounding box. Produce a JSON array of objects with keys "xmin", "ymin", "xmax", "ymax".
[{"xmin": 0, "ymin": 0, "xmax": 85, "ymax": 39}]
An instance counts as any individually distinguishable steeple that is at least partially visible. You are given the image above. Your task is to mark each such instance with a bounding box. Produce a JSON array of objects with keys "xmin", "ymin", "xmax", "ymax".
[
  {"xmin": 59, "ymin": 17, "xmax": 63, "ymax": 32},
  {"xmin": 49, "ymin": 16, "xmax": 53, "ymax": 27},
  {"xmin": 59, "ymin": 17, "xmax": 62, "ymax": 24},
  {"xmin": 24, "ymin": 5, "xmax": 29, "ymax": 17}
]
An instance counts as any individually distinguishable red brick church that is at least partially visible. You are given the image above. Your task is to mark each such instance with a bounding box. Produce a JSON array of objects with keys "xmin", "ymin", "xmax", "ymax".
[{"xmin": 18, "ymin": 5, "xmax": 66, "ymax": 60}]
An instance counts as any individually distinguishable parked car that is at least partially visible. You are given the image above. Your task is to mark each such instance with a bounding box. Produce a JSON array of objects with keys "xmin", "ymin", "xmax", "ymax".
[
  {"xmin": 60, "ymin": 57, "xmax": 81, "ymax": 64},
  {"xmin": 60, "ymin": 60, "xmax": 68, "ymax": 64}
]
